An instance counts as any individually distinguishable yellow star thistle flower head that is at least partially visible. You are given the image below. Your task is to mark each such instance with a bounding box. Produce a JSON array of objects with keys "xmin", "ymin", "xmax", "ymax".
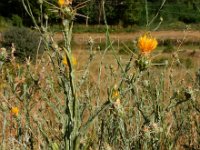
[
  {"xmin": 62, "ymin": 55, "xmax": 77, "ymax": 67},
  {"xmin": 112, "ymin": 90, "xmax": 120, "ymax": 99},
  {"xmin": 71, "ymin": 56, "xmax": 77, "ymax": 66},
  {"xmin": 58, "ymin": 0, "xmax": 73, "ymax": 7},
  {"xmin": 138, "ymin": 34, "xmax": 158, "ymax": 54},
  {"xmin": 62, "ymin": 55, "xmax": 67, "ymax": 65},
  {"xmin": 11, "ymin": 107, "xmax": 19, "ymax": 117},
  {"xmin": 58, "ymin": 0, "xmax": 65, "ymax": 7}
]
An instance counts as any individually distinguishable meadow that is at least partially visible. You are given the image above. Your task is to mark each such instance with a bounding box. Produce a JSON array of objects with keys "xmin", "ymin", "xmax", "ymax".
[{"xmin": 0, "ymin": 0, "xmax": 200, "ymax": 150}]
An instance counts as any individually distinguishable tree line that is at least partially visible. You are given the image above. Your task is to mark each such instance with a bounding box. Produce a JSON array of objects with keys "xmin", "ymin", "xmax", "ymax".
[{"xmin": 0, "ymin": 0, "xmax": 200, "ymax": 27}]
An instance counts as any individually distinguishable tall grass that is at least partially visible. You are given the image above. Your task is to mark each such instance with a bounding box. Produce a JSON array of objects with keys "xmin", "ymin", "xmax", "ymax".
[{"xmin": 0, "ymin": 0, "xmax": 199, "ymax": 150}]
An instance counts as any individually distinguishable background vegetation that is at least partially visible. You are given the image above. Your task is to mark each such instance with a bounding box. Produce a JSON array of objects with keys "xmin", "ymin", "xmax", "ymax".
[{"xmin": 1, "ymin": 0, "xmax": 200, "ymax": 29}]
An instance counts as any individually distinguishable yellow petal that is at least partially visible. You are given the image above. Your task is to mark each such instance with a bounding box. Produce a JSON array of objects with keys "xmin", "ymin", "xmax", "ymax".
[
  {"xmin": 138, "ymin": 34, "xmax": 158, "ymax": 54},
  {"xmin": 58, "ymin": 0, "xmax": 65, "ymax": 7},
  {"xmin": 11, "ymin": 107, "xmax": 19, "ymax": 117}
]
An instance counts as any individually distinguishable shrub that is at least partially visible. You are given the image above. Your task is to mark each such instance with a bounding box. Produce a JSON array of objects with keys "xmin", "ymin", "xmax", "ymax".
[
  {"xmin": 183, "ymin": 58, "xmax": 193, "ymax": 69},
  {"xmin": 0, "ymin": 16, "xmax": 12, "ymax": 28},
  {"xmin": 11, "ymin": 14, "xmax": 23, "ymax": 27},
  {"xmin": 2, "ymin": 27, "xmax": 45, "ymax": 62},
  {"xmin": 168, "ymin": 21, "xmax": 186, "ymax": 30},
  {"xmin": 162, "ymin": 39, "xmax": 175, "ymax": 53}
]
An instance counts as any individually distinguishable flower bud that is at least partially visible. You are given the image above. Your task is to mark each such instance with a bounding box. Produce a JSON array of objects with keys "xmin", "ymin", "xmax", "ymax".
[
  {"xmin": 44, "ymin": 14, "xmax": 48, "ymax": 20},
  {"xmin": 142, "ymin": 80, "xmax": 149, "ymax": 87},
  {"xmin": 135, "ymin": 55, "xmax": 150, "ymax": 71},
  {"xmin": 38, "ymin": 0, "xmax": 43, "ymax": 4},
  {"xmin": 2, "ymin": 102, "xmax": 7, "ymax": 112}
]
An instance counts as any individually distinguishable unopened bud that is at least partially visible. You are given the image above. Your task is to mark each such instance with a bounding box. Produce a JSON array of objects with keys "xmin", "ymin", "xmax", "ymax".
[
  {"xmin": 44, "ymin": 14, "xmax": 48, "ymax": 20},
  {"xmin": 2, "ymin": 102, "xmax": 7, "ymax": 112},
  {"xmin": 38, "ymin": 0, "xmax": 43, "ymax": 4}
]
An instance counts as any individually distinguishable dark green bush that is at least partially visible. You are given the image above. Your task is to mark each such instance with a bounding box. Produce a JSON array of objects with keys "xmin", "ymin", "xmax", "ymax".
[
  {"xmin": 163, "ymin": 45, "xmax": 174, "ymax": 53},
  {"xmin": 162, "ymin": 39, "xmax": 175, "ymax": 53},
  {"xmin": 183, "ymin": 58, "xmax": 193, "ymax": 69},
  {"xmin": 2, "ymin": 27, "xmax": 45, "ymax": 62},
  {"xmin": 168, "ymin": 21, "xmax": 186, "ymax": 30},
  {"xmin": 0, "ymin": 16, "xmax": 12, "ymax": 28},
  {"xmin": 11, "ymin": 14, "xmax": 23, "ymax": 27},
  {"xmin": 177, "ymin": 58, "xmax": 193, "ymax": 69}
]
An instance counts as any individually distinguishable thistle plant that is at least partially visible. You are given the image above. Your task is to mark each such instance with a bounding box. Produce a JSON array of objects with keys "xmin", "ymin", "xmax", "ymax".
[
  {"xmin": 20, "ymin": 0, "xmax": 111, "ymax": 149},
  {"xmin": 0, "ymin": 0, "xmax": 199, "ymax": 149}
]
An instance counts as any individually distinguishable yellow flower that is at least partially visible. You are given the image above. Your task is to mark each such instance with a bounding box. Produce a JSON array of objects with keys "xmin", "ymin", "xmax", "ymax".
[
  {"xmin": 62, "ymin": 55, "xmax": 67, "ymax": 65},
  {"xmin": 62, "ymin": 55, "xmax": 77, "ymax": 67},
  {"xmin": 143, "ymin": 125, "xmax": 150, "ymax": 133},
  {"xmin": 112, "ymin": 90, "xmax": 120, "ymax": 99},
  {"xmin": 58, "ymin": 0, "xmax": 65, "ymax": 7},
  {"xmin": 11, "ymin": 107, "xmax": 19, "ymax": 117},
  {"xmin": 138, "ymin": 34, "xmax": 158, "ymax": 54},
  {"xmin": 58, "ymin": 0, "xmax": 73, "ymax": 7}
]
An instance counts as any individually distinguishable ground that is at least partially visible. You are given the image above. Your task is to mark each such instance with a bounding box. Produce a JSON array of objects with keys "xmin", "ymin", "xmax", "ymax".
[{"xmin": 54, "ymin": 30, "xmax": 200, "ymax": 46}]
